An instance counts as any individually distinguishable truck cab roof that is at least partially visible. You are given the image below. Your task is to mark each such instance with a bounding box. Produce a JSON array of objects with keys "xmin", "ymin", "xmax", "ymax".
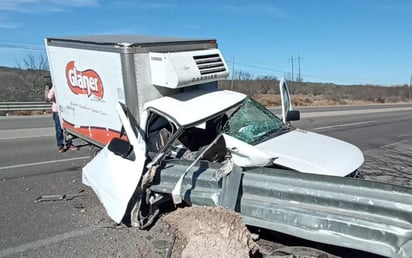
[{"xmin": 143, "ymin": 89, "xmax": 246, "ymax": 126}]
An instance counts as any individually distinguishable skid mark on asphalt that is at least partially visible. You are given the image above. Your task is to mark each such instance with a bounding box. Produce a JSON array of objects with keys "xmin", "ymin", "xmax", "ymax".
[
  {"xmin": 359, "ymin": 138, "xmax": 412, "ymax": 188},
  {"xmin": 0, "ymin": 227, "xmax": 97, "ymax": 257}
]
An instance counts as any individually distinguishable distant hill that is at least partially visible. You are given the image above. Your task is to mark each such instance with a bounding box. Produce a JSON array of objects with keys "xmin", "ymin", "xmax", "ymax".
[
  {"xmin": 219, "ymin": 79, "xmax": 411, "ymax": 106},
  {"xmin": 0, "ymin": 66, "xmax": 50, "ymax": 102},
  {"xmin": 0, "ymin": 66, "xmax": 410, "ymax": 105}
]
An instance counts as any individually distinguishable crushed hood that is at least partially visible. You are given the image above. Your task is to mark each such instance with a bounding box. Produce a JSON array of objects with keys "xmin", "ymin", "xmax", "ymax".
[{"xmin": 256, "ymin": 129, "xmax": 364, "ymax": 176}]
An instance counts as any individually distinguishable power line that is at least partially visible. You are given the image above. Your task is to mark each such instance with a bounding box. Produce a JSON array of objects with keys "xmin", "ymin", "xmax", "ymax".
[
  {"xmin": 236, "ymin": 56, "xmax": 401, "ymax": 84},
  {"xmin": 0, "ymin": 44, "xmax": 44, "ymax": 51},
  {"xmin": 233, "ymin": 61, "xmax": 289, "ymax": 74},
  {"xmin": 231, "ymin": 58, "xmax": 361, "ymax": 82}
]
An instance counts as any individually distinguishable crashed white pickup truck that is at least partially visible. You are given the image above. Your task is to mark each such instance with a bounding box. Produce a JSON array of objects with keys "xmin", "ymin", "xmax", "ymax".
[{"xmin": 139, "ymin": 80, "xmax": 364, "ymax": 177}]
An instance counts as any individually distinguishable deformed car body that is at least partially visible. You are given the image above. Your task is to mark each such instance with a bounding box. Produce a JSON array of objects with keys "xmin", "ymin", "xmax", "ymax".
[{"xmin": 82, "ymin": 76, "xmax": 365, "ymax": 225}]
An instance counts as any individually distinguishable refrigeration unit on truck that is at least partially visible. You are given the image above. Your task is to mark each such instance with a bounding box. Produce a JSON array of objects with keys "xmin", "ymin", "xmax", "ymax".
[{"xmin": 45, "ymin": 35, "xmax": 364, "ymax": 177}]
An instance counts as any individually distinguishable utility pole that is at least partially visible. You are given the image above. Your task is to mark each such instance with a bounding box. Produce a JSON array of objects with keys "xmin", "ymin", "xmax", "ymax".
[
  {"xmin": 231, "ymin": 56, "xmax": 235, "ymax": 90},
  {"xmin": 409, "ymin": 74, "xmax": 412, "ymax": 101},
  {"xmin": 290, "ymin": 55, "xmax": 294, "ymax": 81},
  {"xmin": 297, "ymin": 55, "xmax": 301, "ymax": 82}
]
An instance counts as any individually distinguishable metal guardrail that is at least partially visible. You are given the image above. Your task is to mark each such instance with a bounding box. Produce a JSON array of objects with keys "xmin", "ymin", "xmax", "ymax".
[
  {"xmin": 150, "ymin": 160, "xmax": 412, "ymax": 258},
  {"xmin": 0, "ymin": 102, "xmax": 51, "ymax": 112}
]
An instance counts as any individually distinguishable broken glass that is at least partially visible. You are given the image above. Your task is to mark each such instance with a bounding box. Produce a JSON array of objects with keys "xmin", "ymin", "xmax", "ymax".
[{"xmin": 224, "ymin": 97, "xmax": 284, "ymax": 145}]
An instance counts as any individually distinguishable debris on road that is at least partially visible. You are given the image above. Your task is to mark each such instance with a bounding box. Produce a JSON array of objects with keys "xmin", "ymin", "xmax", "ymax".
[
  {"xmin": 34, "ymin": 190, "xmax": 86, "ymax": 203},
  {"xmin": 35, "ymin": 194, "xmax": 64, "ymax": 202}
]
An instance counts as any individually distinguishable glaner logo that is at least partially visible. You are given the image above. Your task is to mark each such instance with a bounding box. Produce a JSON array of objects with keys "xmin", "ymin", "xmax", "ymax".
[{"xmin": 65, "ymin": 61, "xmax": 104, "ymax": 99}]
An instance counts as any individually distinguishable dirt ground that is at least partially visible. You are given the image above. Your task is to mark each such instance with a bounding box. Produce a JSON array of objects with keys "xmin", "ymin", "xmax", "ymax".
[
  {"xmin": 160, "ymin": 206, "xmax": 342, "ymax": 258},
  {"xmin": 162, "ymin": 206, "xmax": 258, "ymax": 258}
]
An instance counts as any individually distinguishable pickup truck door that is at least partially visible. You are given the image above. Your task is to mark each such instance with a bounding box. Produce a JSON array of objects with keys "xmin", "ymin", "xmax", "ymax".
[
  {"xmin": 82, "ymin": 103, "xmax": 146, "ymax": 223},
  {"xmin": 279, "ymin": 78, "xmax": 293, "ymax": 124}
]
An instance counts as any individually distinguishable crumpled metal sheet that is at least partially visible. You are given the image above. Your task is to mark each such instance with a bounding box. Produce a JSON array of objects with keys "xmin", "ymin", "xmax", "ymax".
[{"xmin": 150, "ymin": 160, "xmax": 412, "ymax": 258}]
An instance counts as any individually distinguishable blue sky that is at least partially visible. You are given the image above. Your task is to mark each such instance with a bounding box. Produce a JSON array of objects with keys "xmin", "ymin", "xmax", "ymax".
[{"xmin": 0, "ymin": 0, "xmax": 411, "ymax": 86}]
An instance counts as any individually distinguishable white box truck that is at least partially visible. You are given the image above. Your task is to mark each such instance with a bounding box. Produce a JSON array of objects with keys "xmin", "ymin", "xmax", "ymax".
[{"xmin": 45, "ymin": 34, "xmax": 363, "ymax": 178}]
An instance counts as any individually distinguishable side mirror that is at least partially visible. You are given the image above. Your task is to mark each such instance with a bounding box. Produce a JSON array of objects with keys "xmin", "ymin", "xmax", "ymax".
[
  {"xmin": 286, "ymin": 110, "xmax": 300, "ymax": 122},
  {"xmin": 108, "ymin": 138, "xmax": 135, "ymax": 160}
]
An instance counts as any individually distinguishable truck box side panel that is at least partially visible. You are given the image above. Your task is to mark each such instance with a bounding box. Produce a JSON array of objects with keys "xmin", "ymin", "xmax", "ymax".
[
  {"xmin": 46, "ymin": 45, "xmax": 125, "ymax": 146},
  {"xmin": 45, "ymin": 35, "xmax": 223, "ymax": 145}
]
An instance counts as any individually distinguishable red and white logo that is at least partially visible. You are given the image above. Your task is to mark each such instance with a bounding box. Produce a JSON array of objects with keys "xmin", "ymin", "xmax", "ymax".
[{"xmin": 65, "ymin": 61, "xmax": 104, "ymax": 99}]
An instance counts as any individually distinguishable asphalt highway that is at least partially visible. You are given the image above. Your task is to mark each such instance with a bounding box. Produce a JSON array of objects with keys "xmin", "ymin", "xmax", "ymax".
[{"xmin": 1, "ymin": 103, "xmax": 412, "ymax": 257}]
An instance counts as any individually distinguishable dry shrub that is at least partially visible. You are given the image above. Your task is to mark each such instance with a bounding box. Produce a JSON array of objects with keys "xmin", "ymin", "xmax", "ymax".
[
  {"xmin": 253, "ymin": 94, "xmax": 281, "ymax": 107},
  {"xmin": 252, "ymin": 93, "xmax": 387, "ymax": 107}
]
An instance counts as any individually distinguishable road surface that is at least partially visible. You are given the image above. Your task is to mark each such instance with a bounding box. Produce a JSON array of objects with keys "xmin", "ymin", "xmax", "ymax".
[{"xmin": 1, "ymin": 104, "xmax": 412, "ymax": 257}]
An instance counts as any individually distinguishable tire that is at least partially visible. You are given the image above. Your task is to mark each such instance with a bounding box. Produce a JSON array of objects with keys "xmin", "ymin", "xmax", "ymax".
[{"xmin": 90, "ymin": 145, "xmax": 102, "ymax": 158}]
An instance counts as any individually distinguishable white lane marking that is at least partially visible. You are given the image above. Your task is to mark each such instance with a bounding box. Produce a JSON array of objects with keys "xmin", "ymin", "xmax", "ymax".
[
  {"xmin": 0, "ymin": 156, "xmax": 90, "ymax": 170},
  {"xmin": 300, "ymin": 106, "xmax": 412, "ymax": 118},
  {"xmin": 0, "ymin": 127, "xmax": 54, "ymax": 140},
  {"xmin": 397, "ymin": 133, "xmax": 412, "ymax": 138},
  {"xmin": 0, "ymin": 227, "xmax": 97, "ymax": 257},
  {"xmin": 313, "ymin": 120, "xmax": 375, "ymax": 130}
]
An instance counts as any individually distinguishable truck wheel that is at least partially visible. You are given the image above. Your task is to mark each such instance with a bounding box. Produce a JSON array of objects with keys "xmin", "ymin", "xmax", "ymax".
[
  {"xmin": 162, "ymin": 206, "xmax": 258, "ymax": 258},
  {"xmin": 90, "ymin": 145, "xmax": 102, "ymax": 157}
]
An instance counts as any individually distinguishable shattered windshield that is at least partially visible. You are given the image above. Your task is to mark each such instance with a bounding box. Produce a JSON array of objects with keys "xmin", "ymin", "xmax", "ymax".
[{"xmin": 223, "ymin": 97, "xmax": 284, "ymax": 145}]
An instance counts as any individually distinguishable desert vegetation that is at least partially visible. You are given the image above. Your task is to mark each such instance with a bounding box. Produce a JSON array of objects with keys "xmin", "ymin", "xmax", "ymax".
[
  {"xmin": 0, "ymin": 64, "xmax": 411, "ymax": 106},
  {"xmin": 0, "ymin": 54, "xmax": 49, "ymax": 102},
  {"xmin": 0, "ymin": 67, "xmax": 49, "ymax": 102},
  {"xmin": 219, "ymin": 78, "xmax": 412, "ymax": 106}
]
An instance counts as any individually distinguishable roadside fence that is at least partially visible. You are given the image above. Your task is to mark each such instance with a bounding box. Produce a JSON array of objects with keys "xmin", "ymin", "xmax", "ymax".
[{"xmin": 0, "ymin": 102, "xmax": 51, "ymax": 115}]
